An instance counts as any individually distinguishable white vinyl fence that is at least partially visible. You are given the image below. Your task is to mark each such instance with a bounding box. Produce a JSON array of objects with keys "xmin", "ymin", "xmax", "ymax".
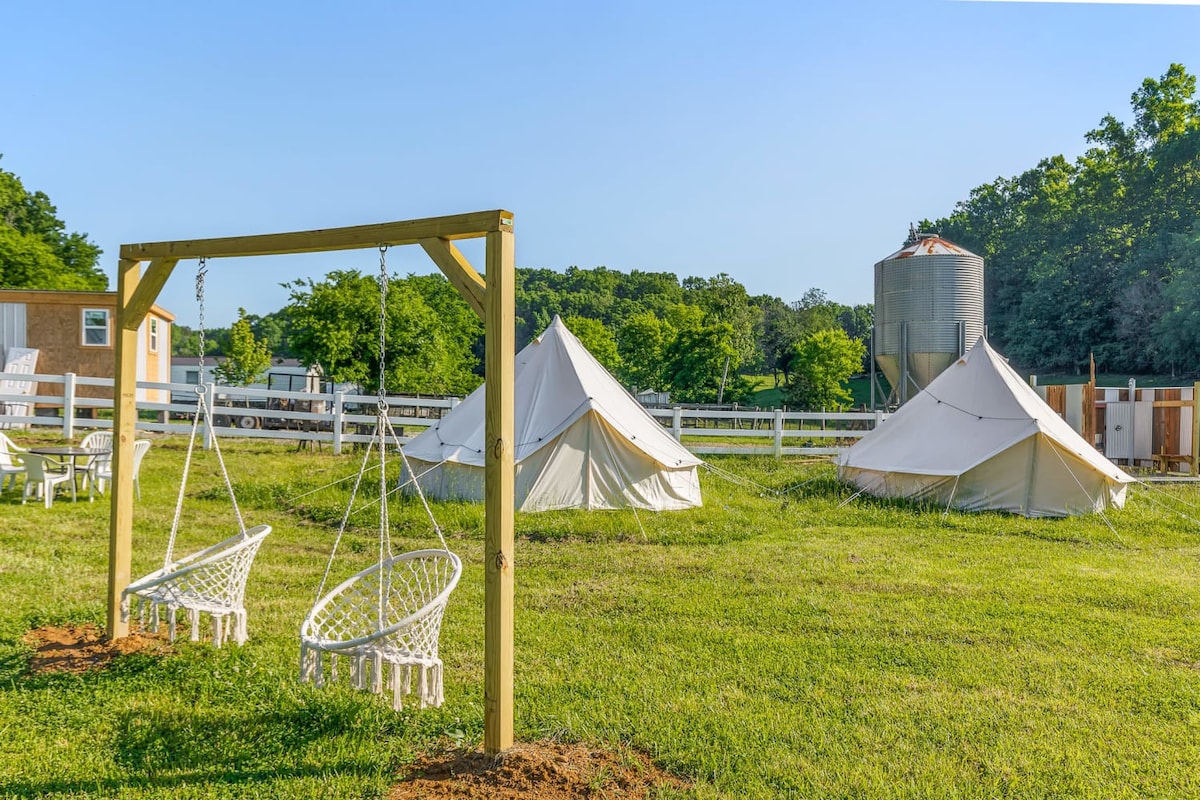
[
  {"xmin": 647, "ymin": 406, "xmax": 887, "ymax": 456},
  {"xmin": 1, "ymin": 372, "xmax": 887, "ymax": 457}
]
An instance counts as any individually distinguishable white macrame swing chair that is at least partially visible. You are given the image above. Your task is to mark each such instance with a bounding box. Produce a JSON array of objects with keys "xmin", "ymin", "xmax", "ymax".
[
  {"xmin": 122, "ymin": 259, "xmax": 272, "ymax": 647},
  {"xmin": 300, "ymin": 246, "xmax": 461, "ymax": 712}
]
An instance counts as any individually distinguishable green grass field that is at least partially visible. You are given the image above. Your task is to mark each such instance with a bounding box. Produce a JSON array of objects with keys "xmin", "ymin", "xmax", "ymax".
[
  {"xmin": 746, "ymin": 375, "xmax": 886, "ymax": 410},
  {"xmin": 1, "ymin": 435, "xmax": 1199, "ymax": 798}
]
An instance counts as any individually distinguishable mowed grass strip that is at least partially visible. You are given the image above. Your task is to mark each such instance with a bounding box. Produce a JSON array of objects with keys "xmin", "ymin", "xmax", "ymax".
[{"xmin": 0, "ymin": 437, "xmax": 1198, "ymax": 798}]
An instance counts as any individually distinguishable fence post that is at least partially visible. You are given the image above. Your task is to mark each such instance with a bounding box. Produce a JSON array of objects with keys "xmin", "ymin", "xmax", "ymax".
[
  {"xmin": 874, "ymin": 410, "xmax": 884, "ymax": 429},
  {"xmin": 62, "ymin": 372, "xmax": 76, "ymax": 438},
  {"xmin": 672, "ymin": 407, "xmax": 682, "ymax": 441},
  {"xmin": 333, "ymin": 391, "xmax": 345, "ymax": 456},
  {"xmin": 773, "ymin": 408, "xmax": 783, "ymax": 458}
]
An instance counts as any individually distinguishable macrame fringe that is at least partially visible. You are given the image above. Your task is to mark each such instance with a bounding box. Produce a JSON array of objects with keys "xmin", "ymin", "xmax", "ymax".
[
  {"xmin": 298, "ymin": 645, "xmax": 444, "ymax": 711},
  {"xmin": 121, "ymin": 596, "xmax": 248, "ymax": 647}
]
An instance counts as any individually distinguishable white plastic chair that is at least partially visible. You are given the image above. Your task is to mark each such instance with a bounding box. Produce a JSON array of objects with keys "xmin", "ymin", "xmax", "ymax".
[
  {"xmin": 0, "ymin": 432, "xmax": 25, "ymax": 493},
  {"xmin": 79, "ymin": 431, "xmax": 113, "ymax": 498},
  {"xmin": 22, "ymin": 454, "xmax": 76, "ymax": 508},
  {"xmin": 91, "ymin": 439, "xmax": 150, "ymax": 501}
]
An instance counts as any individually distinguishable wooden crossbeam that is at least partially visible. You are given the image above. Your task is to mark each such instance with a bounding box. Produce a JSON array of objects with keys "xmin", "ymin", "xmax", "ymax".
[{"xmin": 120, "ymin": 210, "xmax": 513, "ymax": 260}]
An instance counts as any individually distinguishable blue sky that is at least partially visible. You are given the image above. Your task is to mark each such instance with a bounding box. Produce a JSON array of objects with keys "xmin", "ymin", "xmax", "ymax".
[{"xmin": 3, "ymin": 0, "xmax": 1198, "ymax": 328}]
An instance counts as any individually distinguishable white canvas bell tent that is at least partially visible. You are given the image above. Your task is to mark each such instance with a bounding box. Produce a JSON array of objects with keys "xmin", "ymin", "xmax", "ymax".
[
  {"xmin": 403, "ymin": 316, "xmax": 702, "ymax": 512},
  {"xmin": 837, "ymin": 337, "xmax": 1133, "ymax": 517}
]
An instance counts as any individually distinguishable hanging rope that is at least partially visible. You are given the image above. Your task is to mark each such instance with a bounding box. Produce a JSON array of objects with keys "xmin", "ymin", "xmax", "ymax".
[
  {"xmin": 164, "ymin": 259, "xmax": 246, "ymax": 567},
  {"xmin": 313, "ymin": 431, "xmax": 379, "ymax": 603},
  {"xmin": 392, "ymin": 420, "xmax": 452, "ymax": 553}
]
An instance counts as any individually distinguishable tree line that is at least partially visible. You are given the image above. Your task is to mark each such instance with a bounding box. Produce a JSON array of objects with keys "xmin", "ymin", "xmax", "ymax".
[
  {"xmin": 172, "ymin": 268, "xmax": 872, "ymax": 408},
  {"xmin": 933, "ymin": 63, "xmax": 1200, "ymax": 375}
]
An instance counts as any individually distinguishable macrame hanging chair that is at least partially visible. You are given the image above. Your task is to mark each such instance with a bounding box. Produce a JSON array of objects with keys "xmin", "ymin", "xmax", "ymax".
[
  {"xmin": 122, "ymin": 259, "xmax": 272, "ymax": 647},
  {"xmin": 300, "ymin": 246, "xmax": 462, "ymax": 711}
]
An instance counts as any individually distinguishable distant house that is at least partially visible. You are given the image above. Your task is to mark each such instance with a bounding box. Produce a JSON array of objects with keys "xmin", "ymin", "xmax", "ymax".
[{"xmin": 0, "ymin": 290, "xmax": 174, "ymax": 408}]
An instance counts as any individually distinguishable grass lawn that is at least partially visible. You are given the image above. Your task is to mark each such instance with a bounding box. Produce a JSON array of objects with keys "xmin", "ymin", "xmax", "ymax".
[
  {"xmin": 746, "ymin": 375, "xmax": 888, "ymax": 411},
  {"xmin": 1, "ymin": 436, "xmax": 1199, "ymax": 798}
]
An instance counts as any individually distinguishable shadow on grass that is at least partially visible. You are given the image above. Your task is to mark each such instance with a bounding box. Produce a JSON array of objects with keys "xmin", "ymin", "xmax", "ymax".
[
  {"xmin": 0, "ymin": 696, "xmax": 383, "ymax": 797},
  {"xmin": 111, "ymin": 698, "xmax": 361, "ymax": 773},
  {"xmin": 0, "ymin": 761, "xmax": 375, "ymax": 798}
]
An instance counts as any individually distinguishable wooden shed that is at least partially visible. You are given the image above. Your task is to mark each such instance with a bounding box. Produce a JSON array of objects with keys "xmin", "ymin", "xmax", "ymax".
[{"xmin": 0, "ymin": 290, "xmax": 174, "ymax": 407}]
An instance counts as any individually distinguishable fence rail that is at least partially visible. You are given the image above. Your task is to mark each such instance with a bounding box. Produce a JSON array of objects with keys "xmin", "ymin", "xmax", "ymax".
[{"xmin": 1, "ymin": 372, "xmax": 886, "ymax": 457}]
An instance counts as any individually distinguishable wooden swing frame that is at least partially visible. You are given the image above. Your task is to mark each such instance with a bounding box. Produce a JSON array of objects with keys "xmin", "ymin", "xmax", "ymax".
[{"xmin": 108, "ymin": 209, "xmax": 516, "ymax": 754}]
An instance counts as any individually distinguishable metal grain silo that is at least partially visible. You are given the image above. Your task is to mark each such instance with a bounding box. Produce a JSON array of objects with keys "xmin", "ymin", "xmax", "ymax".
[{"xmin": 873, "ymin": 229, "xmax": 984, "ymax": 404}]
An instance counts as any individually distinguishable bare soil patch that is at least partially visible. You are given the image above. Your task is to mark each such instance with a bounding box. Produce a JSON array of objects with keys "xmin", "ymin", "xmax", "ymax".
[
  {"xmin": 390, "ymin": 740, "xmax": 690, "ymax": 799},
  {"xmin": 22, "ymin": 623, "xmax": 172, "ymax": 674}
]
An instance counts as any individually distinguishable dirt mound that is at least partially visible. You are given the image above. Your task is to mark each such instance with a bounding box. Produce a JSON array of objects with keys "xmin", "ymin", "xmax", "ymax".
[
  {"xmin": 390, "ymin": 740, "xmax": 689, "ymax": 799},
  {"xmin": 22, "ymin": 623, "xmax": 172, "ymax": 674}
]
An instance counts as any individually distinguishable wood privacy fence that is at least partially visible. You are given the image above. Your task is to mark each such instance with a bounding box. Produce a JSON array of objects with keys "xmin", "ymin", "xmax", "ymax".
[{"xmin": 0, "ymin": 372, "xmax": 886, "ymax": 457}]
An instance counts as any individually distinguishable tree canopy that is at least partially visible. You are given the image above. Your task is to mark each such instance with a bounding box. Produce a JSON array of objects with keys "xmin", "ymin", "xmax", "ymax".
[
  {"xmin": 212, "ymin": 308, "xmax": 273, "ymax": 387},
  {"xmin": 0, "ymin": 158, "xmax": 105, "ymax": 291},
  {"xmin": 283, "ymin": 270, "xmax": 481, "ymax": 396},
  {"xmin": 935, "ymin": 63, "xmax": 1200, "ymax": 375},
  {"xmin": 784, "ymin": 328, "xmax": 867, "ymax": 411}
]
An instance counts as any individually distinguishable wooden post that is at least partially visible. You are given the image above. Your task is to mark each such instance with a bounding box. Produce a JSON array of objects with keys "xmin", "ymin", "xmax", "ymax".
[
  {"xmin": 1193, "ymin": 382, "xmax": 1199, "ymax": 477},
  {"xmin": 1083, "ymin": 351, "xmax": 1097, "ymax": 451},
  {"xmin": 107, "ymin": 258, "xmax": 142, "ymax": 639},
  {"xmin": 483, "ymin": 226, "xmax": 515, "ymax": 755}
]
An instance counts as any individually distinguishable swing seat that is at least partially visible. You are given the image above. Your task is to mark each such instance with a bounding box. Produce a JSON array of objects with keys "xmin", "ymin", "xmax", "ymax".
[
  {"xmin": 122, "ymin": 525, "xmax": 272, "ymax": 647},
  {"xmin": 300, "ymin": 549, "xmax": 461, "ymax": 710}
]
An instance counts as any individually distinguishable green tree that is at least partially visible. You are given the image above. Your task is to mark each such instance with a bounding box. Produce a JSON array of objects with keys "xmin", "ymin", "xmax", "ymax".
[
  {"xmin": 837, "ymin": 303, "xmax": 874, "ymax": 372},
  {"xmin": 562, "ymin": 315, "xmax": 622, "ymax": 375},
  {"xmin": 173, "ymin": 324, "xmax": 230, "ymax": 357},
  {"xmin": 682, "ymin": 273, "xmax": 761, "ymax": 370},
  {"xmin": 408, "ymin": 273, "xmax": 484, "ymax": 377},
  {"xmin": 245, "ymin": 310, "xmax": 294, "ymax": 358},
  {"xmin": 617, "ymin": 311, "xmax": 673, "ymax": 391},
  {"xmin": 755, "ymin": 296, "xmax": 803, "ymax": 387},
  {"xmin": 213, "ymin": 308, "xmax": 273, "ymax": 387},
  {"xmin": 785, "ymin": 328, "xmax": 866, "ymax": 411},
  {"xmin": 662, "ymin": 319, "xmax": 741, "ymax": 404},
  {"xmin": 1132, "ymin": 63, "xmax": 1200, "ymax": 144},
  {"xmin": 285, "ymin": 270, "xmax": 480, "ymax": 395},
  {"xmin": 0, "ymin": 158, "xmax": 105, "ymax": 290}
]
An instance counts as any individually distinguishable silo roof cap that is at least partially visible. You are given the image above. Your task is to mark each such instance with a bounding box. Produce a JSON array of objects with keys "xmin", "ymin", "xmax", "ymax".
[{"xmin": 881, "ymin": 237, "xmax": 980, "ymax": 261}]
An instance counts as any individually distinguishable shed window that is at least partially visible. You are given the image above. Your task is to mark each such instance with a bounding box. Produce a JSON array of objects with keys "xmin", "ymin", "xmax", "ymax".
[
  {"xmin": 149, "ymin": 318, "xmax": 159, "ymax": 352},
  {"xmin": 82, "ymin": 308, "xmax": 110, "ymax": 347}
]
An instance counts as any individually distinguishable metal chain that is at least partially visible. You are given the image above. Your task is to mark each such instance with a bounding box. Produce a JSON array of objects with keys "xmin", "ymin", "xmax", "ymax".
[
  {"xmin": 377, "ymin": 245, "xmax": 391, "ymax": 567},
  {"xmin": 378, "ymin": 245, "xmax": 389, "ymax": 410},
  {"xmin": 196, "ymin": 258, "xmax": 208, "ymax": 368}
]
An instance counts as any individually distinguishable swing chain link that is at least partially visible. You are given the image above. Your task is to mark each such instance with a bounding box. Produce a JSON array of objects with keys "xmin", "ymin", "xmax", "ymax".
[
  {"xmin": 378, "ymin": 245, "xmax": 389, "ymax": 413},
  {"xmin": 196, "ymin": 258, "xmax": 208, "ymax": 374}
]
